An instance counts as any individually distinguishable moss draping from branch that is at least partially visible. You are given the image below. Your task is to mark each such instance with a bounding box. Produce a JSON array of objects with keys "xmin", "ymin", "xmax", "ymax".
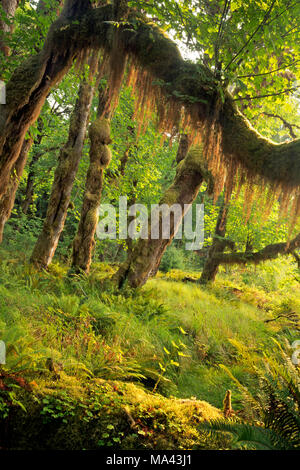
[{"xmin": 0, "ymin": 3, "xmax": 299, "ymax": 218}]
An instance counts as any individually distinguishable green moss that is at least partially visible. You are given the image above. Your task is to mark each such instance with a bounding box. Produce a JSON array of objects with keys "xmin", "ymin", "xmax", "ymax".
[
  {"xmin": 183, "ymin": 145, "xmax": 205, "ymax": 172},
  {"xmin": 130, "ymin": 22, "xmax": 181, "ymax": 74},
  {"xmin": 85, "ymin": 208, "xmax": 99, "ymax": 225},
  {"xmin": 161, "ymin": 189, "xmax": 180, "ymax": 206},
  {"xmin": 7, "ymin": 53, "xmax": 44, "ymax": 109},
  {"xmin": 100, "ymin": 145, "xmax": 112, "ymax": 168}
]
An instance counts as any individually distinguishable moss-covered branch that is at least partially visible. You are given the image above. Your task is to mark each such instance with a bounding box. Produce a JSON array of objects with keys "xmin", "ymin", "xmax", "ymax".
[{"xmin": 221, "ymin": 98, "xmax": 300, "ymax": 188}]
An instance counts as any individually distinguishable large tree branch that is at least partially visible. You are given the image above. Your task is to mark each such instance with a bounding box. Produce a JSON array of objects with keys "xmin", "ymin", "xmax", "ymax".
[{"xmin": 210, "ymin": 233, "xmax": 300, "ymax": 265}]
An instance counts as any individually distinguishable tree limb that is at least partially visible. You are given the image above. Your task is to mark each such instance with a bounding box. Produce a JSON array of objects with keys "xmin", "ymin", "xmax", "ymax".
[
  {"xmin": 1, "ymin": 3, "xmax": 300, "ymax": 199},
  {"xmin": 251, "ymin": 112, "xmax": 300, "ymax": 140}
]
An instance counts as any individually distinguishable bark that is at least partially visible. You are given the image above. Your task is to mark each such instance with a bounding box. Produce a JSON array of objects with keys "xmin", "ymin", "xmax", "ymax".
[
  {"xmin": 0, "ymin": 114, "xmax": 45, "ymax": 241},
  {"xmin": 0, "ymin": 136, "xmax": 33, "ymax": 242},
  {"xmin": 176, "ymin": 134, "xmax": 192, "ymax": 164},
  {"xmin": 210, "ymin": 232, "xmax": 300, "ymax": 266},
  {"xmin": 21, "ymin": 161, "xmax": 38, "ymax": 215},
  {"xmin": 199, "ymin": 201, "xmax": 231, "ymax": 284},
  {"xmin": 125, "ymin": 181, "xmax": 138, "ymax": 256},
  {"xmin": 30, "ymin": 76, "xmax": 97, "ymax": 269},
  {"xmin": 21, "ymin": 151, "xmax": 45, "ymax": 215},
  {"xmin": 21, "ymin": 137, "xmax": 61, "ymax": 215},
  {"xmin": 21, "ymin": 117, "xmax": 45, "ymax": 215},
  {"xmin": 71, "ymin": 91, "xmax": 112, "ymax": 274},
  {"xmin": 114, "ymin": 142, "xmax": 204, "ymax": 289}
]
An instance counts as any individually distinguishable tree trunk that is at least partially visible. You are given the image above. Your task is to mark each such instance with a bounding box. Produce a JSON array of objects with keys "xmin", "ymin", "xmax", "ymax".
[
  {"xmin": 199, "ymin": 201, "xmax": 231, "ymax": 284},
  {"xmin": 0, "ymin": 0, "xmax": 74, "ymax": 238},
  {"xmin": 0, "ymin": 136, "xmax": 33, "ymax": 242},
  {"xmin": 114, "ymin": 141, "xmax": 208, "ymax": 289},
  {"xmin": 71, "ymin": 95, "xmax": 112, "ymax": 273},
  {"xmin": 21, "ymin": 151, "xmax": 43, "ymax": 215},
  {"xmin": 21, "ymin": 144, "xmax": 61, "ymax": 215},
  {"xmin": 293, "ymin": 251, "xmax": 300, "ymax": 269},
  {"xmin": 30, "ymin": 74, "xmax": 97, "ymax": 269}
]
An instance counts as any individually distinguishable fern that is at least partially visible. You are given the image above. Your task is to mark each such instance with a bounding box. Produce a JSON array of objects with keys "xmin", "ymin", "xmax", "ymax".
[{"xmin": 214, "ymin": 340, "xmax": 300, "ymax": 450}]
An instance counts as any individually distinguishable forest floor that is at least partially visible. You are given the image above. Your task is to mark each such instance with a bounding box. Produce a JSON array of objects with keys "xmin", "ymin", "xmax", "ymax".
[{"xmin": 0, "ymin": 241, "xmax": 299, "ymax": 449}]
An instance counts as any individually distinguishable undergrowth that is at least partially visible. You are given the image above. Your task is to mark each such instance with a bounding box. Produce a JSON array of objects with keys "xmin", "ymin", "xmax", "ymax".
[{"xmin": 0, "ymin": 245, "xmax": 299, "ymax": 449}]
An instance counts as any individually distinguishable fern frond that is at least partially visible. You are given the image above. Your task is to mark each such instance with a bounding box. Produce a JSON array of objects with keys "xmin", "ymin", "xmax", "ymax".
[{"xmin": 200, "ymin": 419, "xmax": 294, "ymax": 450}]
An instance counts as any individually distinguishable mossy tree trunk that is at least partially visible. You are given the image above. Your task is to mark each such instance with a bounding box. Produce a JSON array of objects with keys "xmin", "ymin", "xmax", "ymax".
[
  {"xmin": 114, "ymin": 140, "xmax": 208, "ymax": 289},
  {"xmin": 21, "ymin": 117, "xmax": 45, "ymax": 215},
  {"xmin": 21, "ymin": 153, "xmax": 42, "ymax": 215},
  {"xmin": 0, "ymin": 136, "xmax": 33, "ymax": 242},
  {"xmin": 30, "ymin": 73, "xmax": 97, "ymax": 269},
  {"xmin": 21, "ymin": 143, "xmax": 60, "ymax": 215},
  {"xmin": 71, "ymin": 90, "xmax": 113, "ymax": 274},
  {"xmin": 292, "ymin": 251, "xmax": 300, "ymax": 269}
]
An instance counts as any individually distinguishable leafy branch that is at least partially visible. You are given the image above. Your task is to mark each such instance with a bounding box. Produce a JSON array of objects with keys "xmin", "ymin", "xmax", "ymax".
[{"xmin": 233, "ymin": 85, "xmax": 300, "ymax": 102}]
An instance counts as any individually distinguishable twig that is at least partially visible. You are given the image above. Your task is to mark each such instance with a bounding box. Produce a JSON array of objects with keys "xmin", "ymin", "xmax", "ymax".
[
  {"xmin": 225, "ymin": 0, "xmax": 277, "ymax": 72},
  {"xmin": 233, "ymin": 85, "xmax": 300, "ymax": 101}
]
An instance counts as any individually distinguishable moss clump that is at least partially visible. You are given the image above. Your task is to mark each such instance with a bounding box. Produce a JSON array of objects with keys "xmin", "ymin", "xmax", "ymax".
[
  {"xmin": 85, "ymin": 208, "xmax": 99, "ymax": 225},
  {"xmin": 100, "ymin": 145, "xmax": 112, "ymax": 168},
  {"xmin": 183, "ymin": 145, "xmax": 205, "ymax": 173}
]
